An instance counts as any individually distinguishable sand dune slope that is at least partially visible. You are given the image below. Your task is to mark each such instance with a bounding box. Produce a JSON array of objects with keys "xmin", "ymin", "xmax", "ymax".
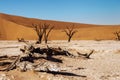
[
  {"xmin": 0, "ymin": 17, "xmax": 37, "ymax": 40},
  {"xmin": 0, "ymin": 13, "xmax": 120, "ymax": 40}
]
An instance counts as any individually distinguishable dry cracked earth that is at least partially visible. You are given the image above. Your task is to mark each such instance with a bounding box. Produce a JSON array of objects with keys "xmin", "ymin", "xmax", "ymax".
[{"xmin": 0, "ymin": 40, "xmax": 120, "ymax": 80}]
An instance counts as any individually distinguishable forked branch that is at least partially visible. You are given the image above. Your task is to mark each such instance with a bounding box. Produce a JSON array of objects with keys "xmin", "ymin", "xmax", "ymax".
[{"xmin": 63, "ymin": 24, "xmax": 77, "ymax": 42}]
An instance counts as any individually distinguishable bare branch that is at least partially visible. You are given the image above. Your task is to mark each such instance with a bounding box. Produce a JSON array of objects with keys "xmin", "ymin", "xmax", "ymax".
[
  {"xmin": 46, "ymin": 26, "xmax": 54, "ymax": 38},
  {"xmin": 32, "ymin": 23, "xmax": 44, "ymax": 43},
  {"xmin": 62, "ymin": 24, "xmax": 77, "ymax": 42},
  {"xmin": 43, "ymin": 23, "xmax": 54, "ymax": 43}
]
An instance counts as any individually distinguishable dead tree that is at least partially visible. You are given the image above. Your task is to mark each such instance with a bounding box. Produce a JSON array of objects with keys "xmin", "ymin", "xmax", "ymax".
[
  {"xmin": 63, "ymin": 24, "xmax": 77, "ymax": 42},
  {"xmin": 113, "ymin": 31, "xmax": 120, "ymax": 40},
  {"xmin": 43, "ymin": 23, "xmax": 54, "ymax": 44},
  {"xmin": 77, "ymin": 50, "xmax": 94, "ymax": 59},
  {"xmin": 17, "ymin": 38, "xmax": 25, "ymax": 42},
  {"xmin": 32, "ymin": 24, "xmax": 44, "ymax": 43}
]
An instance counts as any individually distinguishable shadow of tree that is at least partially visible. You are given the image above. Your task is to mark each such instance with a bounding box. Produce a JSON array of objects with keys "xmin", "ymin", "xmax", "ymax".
[
  {"xmin": 20, "ymin": 55, "xmax": 63, "ymax": 63},
  {"xmin": 42, "ymin": 71, "xmax": 86, "ymax": 77}
]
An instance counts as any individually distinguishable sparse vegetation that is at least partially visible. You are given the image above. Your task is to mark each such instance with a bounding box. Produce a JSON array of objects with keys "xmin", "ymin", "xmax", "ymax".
[
  {"xmin": 33, "ymin": 23, "xmax": 54, "ymax": 44},
  {"xmin": 113, "ymin": 31, "xmax": 120, "ymax": 40},
  {"xmin": 43, "ymin": 24, "xmax": 54, "ymax": 44},
  {"xmin": 63, "ymin": 24, "xmax": 77, "ymax": 42},
  {"xmin": 32, "ymin": 24, "xmax": 44, "ymax": 43}
]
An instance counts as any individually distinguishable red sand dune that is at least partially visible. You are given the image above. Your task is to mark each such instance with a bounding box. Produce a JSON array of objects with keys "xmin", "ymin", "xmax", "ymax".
[{"xmin": 0, "ymin": 13, "xmax": 120, "ymax": 40}]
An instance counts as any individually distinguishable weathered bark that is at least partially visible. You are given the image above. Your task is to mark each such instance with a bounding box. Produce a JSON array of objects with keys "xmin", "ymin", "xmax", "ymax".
[
  {"xmin": 0, "ymin": 55, "xmax": 21, "ymax": 71},
  {"xmin": 6, "ymin": 55, "xmax": 20, "ymax": 71}
]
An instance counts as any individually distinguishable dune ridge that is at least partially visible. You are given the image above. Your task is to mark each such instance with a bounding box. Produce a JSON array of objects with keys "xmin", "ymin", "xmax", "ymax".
[{"xmin": 0, "ymin": 13, "xmax": 120, "ymax": 40}]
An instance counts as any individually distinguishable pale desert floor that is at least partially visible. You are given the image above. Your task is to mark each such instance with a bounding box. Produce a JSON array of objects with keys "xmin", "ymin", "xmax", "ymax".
[{"xmin": 0, "ymin": 40, "xmax": 120, "ymax": 80}]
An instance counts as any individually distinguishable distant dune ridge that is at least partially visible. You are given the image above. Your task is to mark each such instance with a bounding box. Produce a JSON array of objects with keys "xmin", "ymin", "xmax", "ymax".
[{"xmin": 0, "ymin": 13, "xmax": 120, "ymax": 40}]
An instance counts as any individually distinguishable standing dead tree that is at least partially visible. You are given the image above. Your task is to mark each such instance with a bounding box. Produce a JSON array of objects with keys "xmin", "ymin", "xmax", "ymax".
[
  {"xmin": 113, "ymin": 31, "xmax": 120, "ymax": 40},
  {"xmin": 63, "ymin": 24, "xmax": 77, "ymax": 42},
  {"xmin": 32, "ymin": 24, "xmax": 44, "ymax": 43},
  {"xmin": 32, "ymin": 23, "xmax": 54, "ymax": 44},
  {"xmin": 43, "ymin": 23, "xmax": 54, "ymax": 44}
]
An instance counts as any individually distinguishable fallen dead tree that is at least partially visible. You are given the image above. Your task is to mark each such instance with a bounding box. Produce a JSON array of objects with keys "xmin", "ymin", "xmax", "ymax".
[
  {"xmin": 20, "ymin": 44, "xmax": 76, "ymax": 58},
  {"xmin": 77, "ymin": 50, "xmax": 94, "ymax": 59},
  {"xmin": 0, "ymin": 41, "xmax": 93, "ymax": 80},
  {"xmin": 0, "ymin": 55, "xmax": 21, "ymax": 71}
]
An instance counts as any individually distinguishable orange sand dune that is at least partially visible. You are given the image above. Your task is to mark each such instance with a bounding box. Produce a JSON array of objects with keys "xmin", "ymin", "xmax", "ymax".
[
  {"xmin": 0, "ymin": 16, "xmax": 37, "ymax": 40},
  {"xmin": 0, "ymin": 13, "xmax": 120, "ymax": 40}
]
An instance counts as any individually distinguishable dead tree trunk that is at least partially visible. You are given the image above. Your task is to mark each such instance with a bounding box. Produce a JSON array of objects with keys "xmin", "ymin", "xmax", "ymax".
[
  {"xmin": 38, "ymin": 35, "xmax": 43, "ymax": 43},
  {"xmin": 68, "ymin": 36, "xmax": 72, "ymax": 42}
]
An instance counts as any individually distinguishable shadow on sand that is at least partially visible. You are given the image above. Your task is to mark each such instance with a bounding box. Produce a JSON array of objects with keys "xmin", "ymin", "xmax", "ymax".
[{"xmin": 41, "ymin": 71, "xmax": 86, "ymax": 77}]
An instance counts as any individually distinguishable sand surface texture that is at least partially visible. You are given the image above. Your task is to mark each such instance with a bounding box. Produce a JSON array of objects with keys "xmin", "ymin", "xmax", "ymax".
[{"xmin": 0, "ymin": 40, "xmax": 120, "ymax": 80}]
